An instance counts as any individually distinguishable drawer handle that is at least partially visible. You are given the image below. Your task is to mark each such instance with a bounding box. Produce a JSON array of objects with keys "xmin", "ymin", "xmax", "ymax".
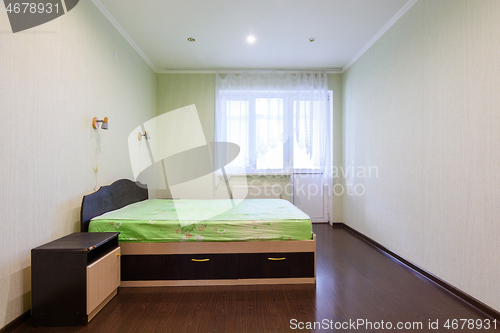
[
  {"xmin": 191, "ymin": 259, "xmax": 210, "ymax": 262},
  {"xmin": 268, "ymin": 257, "xmax": 286, "ymax": 261},
  {"xmin": 117, "ymin": 254, "xmax": 121, "ymax": 257}
]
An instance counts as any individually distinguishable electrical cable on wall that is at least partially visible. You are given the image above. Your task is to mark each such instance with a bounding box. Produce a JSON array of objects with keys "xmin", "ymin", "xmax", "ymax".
[
  {"xmin": 139, "ymin": 136, "xmax": 143, "ymax": 174},
  {"xmin": 93, "ymin": 130, "xmax": 101, "ymax": 191},
  {"xmin": 91, "ymin": 116, "xmax": 108, "ymax": 190}
]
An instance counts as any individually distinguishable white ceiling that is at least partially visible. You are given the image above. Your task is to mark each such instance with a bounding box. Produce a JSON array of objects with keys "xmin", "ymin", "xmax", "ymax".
[{"xmin": 96, "ymin": 0, "xmax": 415, "ymax": 73}]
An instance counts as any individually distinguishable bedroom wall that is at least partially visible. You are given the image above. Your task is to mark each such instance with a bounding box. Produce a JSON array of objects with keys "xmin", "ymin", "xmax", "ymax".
[
  {"xmin": 155, "ymin": 74, "xmax": 220, "ymax": 199},
  {"xmin": 329, "ymin": 74, "xmax": 343, "ymax": 222},
  {"xmin": 342, "ymin": 0, "xmax": 500, "ymax": 311},
  {"xmin": 155, "ymin": 73, "xmax": 343, "ymax": 221},
  {"xmin": 0, "ymin": 1, "xmax": 156, "ymax": 328}
]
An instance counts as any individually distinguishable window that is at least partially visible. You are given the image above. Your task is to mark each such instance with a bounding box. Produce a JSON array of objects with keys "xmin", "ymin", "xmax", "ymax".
[
  {"xmin": 219, "ymin": 91, "xmax": 328, "ymax": 174},
  {"xmin": 215, "ymin": 71, "xmax": 330, "ymax": 177}
]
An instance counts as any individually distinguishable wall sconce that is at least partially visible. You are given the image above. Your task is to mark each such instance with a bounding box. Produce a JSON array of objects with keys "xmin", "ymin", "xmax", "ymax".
[
  {"xmin": 92, "ymin": 117, "xmax": 109, "ymax": 130},
  {"xmin": 138, "ymin": 131, "xmax": 150, "ymax": 140}
]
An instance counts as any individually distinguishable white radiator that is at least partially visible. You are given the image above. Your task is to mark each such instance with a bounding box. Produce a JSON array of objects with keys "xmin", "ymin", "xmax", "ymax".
[{"xmin": 231, "ymin": 185, "xmax": 282, "ymax": 199}]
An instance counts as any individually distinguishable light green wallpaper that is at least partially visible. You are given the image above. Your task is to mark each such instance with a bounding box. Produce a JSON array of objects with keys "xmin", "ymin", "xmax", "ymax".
[
  {"xmin": 155, "ymin": 74, "xmax": 216, "ymax": 198},
  {"xmin": 157, "ymin": 74, "xmax": 216, "ymax": 144},
  {"xmin": 343, "ymin": 0, "xmax": 500, "ymax": 311},
  {"xmin": 0, "ymin": 1, "xmax": 156, "ymax": 327}
]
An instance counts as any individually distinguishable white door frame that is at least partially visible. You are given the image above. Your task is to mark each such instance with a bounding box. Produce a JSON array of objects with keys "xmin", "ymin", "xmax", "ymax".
[{"xmin": 290, "ymin": 91, "xmax": 333, "ymax": 223}]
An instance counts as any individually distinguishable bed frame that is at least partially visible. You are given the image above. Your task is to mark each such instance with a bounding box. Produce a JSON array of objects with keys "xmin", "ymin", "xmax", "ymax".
[{"xmin": 81, "ymin": 179, "xmax": 316, "ymax": 286}]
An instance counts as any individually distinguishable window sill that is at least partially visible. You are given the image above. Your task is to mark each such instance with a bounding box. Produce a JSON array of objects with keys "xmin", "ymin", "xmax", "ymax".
[
  {"xmin": 244, "ymin": 172, "xmax": 292, "ymax": 177},
  {"xmin": 227, "ymin": 171, "xmax": 322, "ymax": 177},
  {"xmin": 224, "ymin": 172, "xmax": 291, "ymax": 177}
]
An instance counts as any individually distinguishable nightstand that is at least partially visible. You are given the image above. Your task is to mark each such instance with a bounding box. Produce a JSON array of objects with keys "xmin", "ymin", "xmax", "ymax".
[{"xmin": 31, "ymin": 232, "xmax": 120, "ymax": 326}]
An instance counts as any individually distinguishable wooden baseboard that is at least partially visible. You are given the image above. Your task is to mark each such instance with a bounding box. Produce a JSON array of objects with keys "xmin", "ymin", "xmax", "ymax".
[
  {"xmin": 0, "ymin": 311, "xmax": 30, "ymax": 333},
  {"xmin": 336, "ymin": 223, "xmax": 500, "ymax": 321},
  {"xmin": 121, "ymin": 277, "xmax": 316, "ymax": 287}
]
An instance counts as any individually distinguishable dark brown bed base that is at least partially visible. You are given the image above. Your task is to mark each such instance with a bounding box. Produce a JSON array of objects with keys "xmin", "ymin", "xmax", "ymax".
[{"xmin": 81, "ymin": 179, "xmax": 316, "ymax": 286}]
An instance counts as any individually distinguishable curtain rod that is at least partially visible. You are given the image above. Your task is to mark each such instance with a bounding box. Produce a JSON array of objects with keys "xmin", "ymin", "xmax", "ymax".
[{"xmin": 159, "ymin": 68, "xmax": 343, "ymax": 74}]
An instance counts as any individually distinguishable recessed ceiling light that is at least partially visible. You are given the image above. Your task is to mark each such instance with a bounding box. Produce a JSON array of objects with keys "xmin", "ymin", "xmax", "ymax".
[
  {"xmin": 187, "ymin": 37, "xmax": 195, "ymax": 42},
  {"xmin": 247, "ymin": 35, "xmax": 256, "ymax": 44},
  {"xmin": 309, "ymin": 38, "xmax": 316, "ymax": 42}
]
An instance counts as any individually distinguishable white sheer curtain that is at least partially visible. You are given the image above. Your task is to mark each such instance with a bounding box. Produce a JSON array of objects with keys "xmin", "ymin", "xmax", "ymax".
[{"xmin": 215, "ymin": 71, "xmax": 330, "ymax": 180}]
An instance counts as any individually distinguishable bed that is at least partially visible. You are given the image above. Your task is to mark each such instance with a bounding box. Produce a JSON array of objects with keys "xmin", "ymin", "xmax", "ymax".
[{"xmin": 81, "ymin": 179, "xmax": 316, "ymax": 286}]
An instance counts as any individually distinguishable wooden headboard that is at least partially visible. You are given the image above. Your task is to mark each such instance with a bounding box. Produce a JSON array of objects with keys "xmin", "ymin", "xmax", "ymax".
[{"xmin": 80, "ymin": 179, "xmax": 148, "ymax": 232}]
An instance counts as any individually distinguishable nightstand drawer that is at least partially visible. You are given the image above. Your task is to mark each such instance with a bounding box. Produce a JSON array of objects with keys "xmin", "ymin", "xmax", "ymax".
[
  {"xmin": 87, "ymin": 247, "xmax": 121, "ymax": 315},
  {"xmin": 238, "ymin": 252, "xmax": 315, "ymax": 278}
]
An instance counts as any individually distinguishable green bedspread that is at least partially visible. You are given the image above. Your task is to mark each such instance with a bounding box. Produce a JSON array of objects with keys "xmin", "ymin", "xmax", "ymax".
[{"xmin": 88, "ymin": 199, "xmax": 312, "ymax": 243}]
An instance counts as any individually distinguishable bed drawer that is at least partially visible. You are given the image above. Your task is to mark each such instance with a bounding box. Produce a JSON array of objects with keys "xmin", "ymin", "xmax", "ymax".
[
  {"xmin": 164, "ymin": 254, "xmax": 238, "ymax": 280},
  {"xmin": 121, "ymin": 255, "xmax": 163, "ymax": 281},
  {"xmin": 238, "ymin": 252, "xmax": 315, "ymax": 279},
  {"xmin": 121, "ymin": 254, "xmax": 238, "ymax": 281}
]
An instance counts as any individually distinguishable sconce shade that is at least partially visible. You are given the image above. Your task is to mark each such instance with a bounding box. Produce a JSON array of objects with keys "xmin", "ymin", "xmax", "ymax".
[
  {"xmin": 101, "ymin": 117, "xmax": 109, "ymax": 130},
  {"xmin": 92, "ymin": 117, "xmax": 109, "ymax": 130}
]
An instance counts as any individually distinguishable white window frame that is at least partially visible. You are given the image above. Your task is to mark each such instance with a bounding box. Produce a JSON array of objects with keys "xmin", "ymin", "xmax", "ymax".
[{"xmin": 220, "ymin": 90, "xmax": 331, "ymax": 175}]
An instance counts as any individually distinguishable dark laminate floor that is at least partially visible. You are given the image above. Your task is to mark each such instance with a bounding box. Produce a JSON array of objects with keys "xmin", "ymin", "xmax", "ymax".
[{"xmin": 16, "ymin": 224, "xmax": 498, "ymax": 332}]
